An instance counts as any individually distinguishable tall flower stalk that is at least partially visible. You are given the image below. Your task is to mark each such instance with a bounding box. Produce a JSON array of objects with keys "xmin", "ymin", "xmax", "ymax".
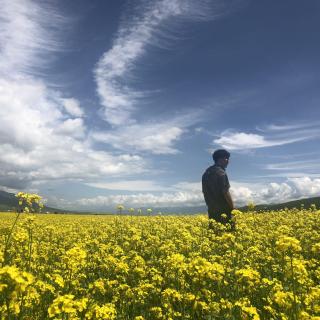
[{"xmin": 2, "ymin": 192, "xmax": 43, "ymax": 266}]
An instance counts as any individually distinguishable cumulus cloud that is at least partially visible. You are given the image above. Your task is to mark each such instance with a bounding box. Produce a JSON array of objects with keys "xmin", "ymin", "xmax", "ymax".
[
  {"xmin": 64, "ymin": 177, "xmax": 320, "ymax": 211},
  {"xmin": 289, "ymin": 177, "xmax": 320, "ymax": 197},
  {"xmin": 73, "ymin": 191, "xmax": 204, "ymax": 211},
  {"xmin": 231, "ymin": 177, "xmax": 320, "ymax": 206},
  {"xmin": 0, "ymin": 80, "xmax": 146, "ymax": 191},
  {"xmin": 62, "ymin": 99, "xmax": 84, "ymax": 117},
  {"xmin": 0, "ymin": 0, "xmax": 148, "ymax": 192}
]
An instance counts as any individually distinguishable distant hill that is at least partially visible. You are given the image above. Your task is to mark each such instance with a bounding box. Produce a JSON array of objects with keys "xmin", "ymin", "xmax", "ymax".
[
  {"xmin": 0, "ymin": 190, "xmax": 18, "ymax": 211},
  {"xmin": 0, "ymin": 190, "xmax": 67, "ymax": 213},
  {"xmin": 1, "ymin": 189, "xmax": 319, "ymax": 214},
  {"xmin": 139, "ymin": 197, "xmax": 320, "ymax": 214},
  {"xmin": 140, "ymin": 197, "xmax": 320, "ymax": 214},
  {"xmin": 240, "ymin": 196, "xmax": 320, "ymax": 212}
]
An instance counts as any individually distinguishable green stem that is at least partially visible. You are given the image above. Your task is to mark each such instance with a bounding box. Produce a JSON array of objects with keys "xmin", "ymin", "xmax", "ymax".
[
  {"xmin": 290, "ymin": 255, "xmax": 298, "ymax": 320},
  {"xmin": 27, "ymin": 226, "xmax": 33, "ymax": 271},
  {"xmin": 3, "ymin": 211, "xmax": 22, "ymax": 266}
]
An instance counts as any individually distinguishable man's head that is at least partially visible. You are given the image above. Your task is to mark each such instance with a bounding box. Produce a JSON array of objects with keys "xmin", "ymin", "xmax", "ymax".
[{"xmin": 212, "ymin": 149, "xmax": 230, "ymax": 168}]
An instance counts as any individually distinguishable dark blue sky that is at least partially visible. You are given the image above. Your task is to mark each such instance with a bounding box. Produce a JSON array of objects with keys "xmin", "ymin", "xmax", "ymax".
[{"xmin": 1, "ymin": 0, "xmax": 320, "ymax": 211}]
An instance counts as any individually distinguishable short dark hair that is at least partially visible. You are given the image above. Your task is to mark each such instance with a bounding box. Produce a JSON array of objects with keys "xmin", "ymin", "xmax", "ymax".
[{"xmin": 212, "ymin": 149, "xmax": 230, "ymax": 163}]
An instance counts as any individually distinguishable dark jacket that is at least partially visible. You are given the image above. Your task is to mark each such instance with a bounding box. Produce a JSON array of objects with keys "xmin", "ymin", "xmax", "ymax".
[{"xmin": 202, "ymin": 164, "xmax": 231, "ymax": 213}]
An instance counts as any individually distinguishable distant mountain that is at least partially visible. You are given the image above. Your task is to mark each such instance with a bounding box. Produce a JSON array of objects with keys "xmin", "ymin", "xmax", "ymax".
[
  {"xmin": 1, "ymin": 189, "xmax": 319, "ymax": 214},
  {"xmin": 0, "ymin": 190, "xmax": 67, "ymax": 213},
  {"xmin": 138, "ymin": 197, "xmax": 320, "ymax": 214},
  {"xmin": 149, "ymin": 197, "xmax": 320, "ymax": 214},
  {"xmin": 0, "ymin": 190, "xmax": 17, "ymax": 211},
  {"xmin": 240, "ymin": 196, "xmax": 320, "ymax": 212},
  {"xmin": 131, "ymin": 205, "xmax": 207, "ymax": 215}
]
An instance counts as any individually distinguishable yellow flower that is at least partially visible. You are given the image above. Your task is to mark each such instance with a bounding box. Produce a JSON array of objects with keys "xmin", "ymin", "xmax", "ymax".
[
  {"xmin": 0, "ymin": 207, "xmax": 319, "ymax": 319},
  {"xmin": 275, "ymin": 236, "xmax": 302, "ymax": 253},
  {"xmin": 87, "ymin": 303, "xmax": 116, "ymax": 320},
  {"xmin": 53, "ymin": 274, "xmax": 65, "ymax": 288},
  {"xmin": 273, "ymin": 291, "xmax": 295, "ymax": 309},
  {"xmin": 231, "ymin": 209, "xmax": 242, "ymax": 216},
  {"xmin": 236, "ymin": 268, "xmax": 260, "ymax": 288},
  {"xmin": 149, "ymin": 306, "xmax": 163, "ymax": 319},
  {"xmin": 235, "ymin": 298, "xmax": 260, "ymax": 320},
  {"xmin": 305, "ymin": 287, "xmax": 320, "ymax": 314}
]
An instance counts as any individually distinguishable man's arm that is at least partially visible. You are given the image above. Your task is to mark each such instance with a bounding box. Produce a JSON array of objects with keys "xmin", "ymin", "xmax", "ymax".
[
  {"xmin": 223, "ymin": 190, "xmax": 234, "ymax": 210},
  {"xmin": 217, "ymin": 170, "xmax": 234, "ymax": 210}
]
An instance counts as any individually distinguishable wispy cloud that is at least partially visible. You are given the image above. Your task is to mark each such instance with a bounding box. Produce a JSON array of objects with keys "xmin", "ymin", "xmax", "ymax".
[
  {"xmin": 94, "ymin": 0, "xmax": 231, "ymax": 126},
  {"xmin": 85, "ymin": 180, "xmax": 202, "ymax": 197},
  {"xmin": 214, "ymin": 121, "xmax": 320, "ymax": 150},
  {"xmin": 92, "ymin": 0, "xmax": 243, "ymax": 157},
  {"xmin": 257, "ymin": 120, "xmax": 320, "ymax": 133},
  {"xmin": 0, "ymin": 0, "xmax": 63, "ymax": 77},
  {"xmin": 91, "ymin": 110, "xmax": 203, "ymax": 154},
  {"xmin": 265, "ymin": 160, "xmax": 320, "ymax": 171},
  {"xmin": 91, "ymin": 123, "xmax": 184, "ymax": 155},
  {"xmin": 214, "ymin": 131, "xmax": 304, "ymax": 150},
  {"xmin": 86, "ymin": 180, "xmax": 167, "ymax": 192}
]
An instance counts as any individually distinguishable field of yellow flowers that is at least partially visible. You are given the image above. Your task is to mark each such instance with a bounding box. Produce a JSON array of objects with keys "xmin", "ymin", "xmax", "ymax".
[{"xmin": 1, "ymin": 206, "xmax": 320, "ymax": 319}]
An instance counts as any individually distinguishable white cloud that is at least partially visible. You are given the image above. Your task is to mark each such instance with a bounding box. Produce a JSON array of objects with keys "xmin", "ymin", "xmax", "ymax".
[
  {"xmin": 173, "ymin": 181, "xmax": 201, "ymax": 191},
  {"xmin": 215, "ymin": 132, "xmax": 268, "ymax": 149},
  {"xmin": 87, "ymin": 180, "xmax": 201, "ymax": 193},
  {"xmin": 289, "ymin": 177, "xmax": 320, "ymax": 197},
  {"xmin": 0, "ymin": 0, "xmax": 62, "ymax": 77},
  {"xmin": 86, "ymin": 180, "xmax": 167, "ymax": 192},
  {"xmin": 214, "ymin": 120, "xmax": 320, "ymax": 150},
  {"xmin": 94, "ymin": 0, "xmax": 228, "ymax": 126},
  {"xmin": 74, "ymin": 191, "xmax": 204, "ymax": 211},
  {"xmin": 0, "ymin": 78, "xmax": 62, "ymax": 150},
  {"xmin": 91, "ymin": 122, "xmax": 184, "ymax": 154},
  {"xmin": 230, "ymin": 177, "xmax": 320, "ymax": 206},
  {"xmin": 49, "ymin": 176, "xmax": 320, "ymax": 211},
  {"xmin": 258, "ymin": 182, "xmax": 294, "ymax": 203},
  {"xmin": 257, "ymin": 121, "xmax": 320, "ymax": 132},
  {"xmin": 265, "ymin": 160, "xmax": 320, "ymax": 171},
  {"xmin": 94, "ymin": 0, "xmax": 185, "ymax": 125},
  {"xmin": 92, "ymin": 0, "xmax": 239, "ymax": 156},
  {"xmin": 214, "ymin": 131, "xmax": 305, "ymax": 150},
  {"xmin": 62, "ymin": 99, "xmax": 84, "ymax": 117},
  {"xmin": 229, "ymin": 182, "xmax": 254, "ymax": 206},
  {"xmin": 91, "ymin": 109, "xmax": 204, "ymax": 154},
  {"xmin": 56, "ymin": 118, "xmax": 86, "ymax": 139},
  {"xmin": 0, "ymin": 0, "xmax": 149, "ymax": 191}
]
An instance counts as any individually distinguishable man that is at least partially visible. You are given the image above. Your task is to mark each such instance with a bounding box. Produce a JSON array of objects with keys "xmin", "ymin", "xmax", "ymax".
[{"xmin": 202, "ymin": 149, "xmax": 234, "ymax": 225}]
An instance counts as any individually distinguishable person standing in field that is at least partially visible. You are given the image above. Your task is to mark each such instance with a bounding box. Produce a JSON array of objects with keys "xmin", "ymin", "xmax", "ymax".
[{"xmin": 202, "ymin": 149, "xmax": 234, "ymax": 227}]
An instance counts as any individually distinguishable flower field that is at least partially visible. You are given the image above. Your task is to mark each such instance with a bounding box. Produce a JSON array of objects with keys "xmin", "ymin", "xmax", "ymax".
[{"xmin": 1, "ymin": 208, "xmax": 320, "ymax": 319}]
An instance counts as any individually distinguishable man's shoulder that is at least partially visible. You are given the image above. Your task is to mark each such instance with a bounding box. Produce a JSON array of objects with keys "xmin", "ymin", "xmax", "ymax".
[{"xmin": 203, "ymin": 165, "xmax": 225, "ymax": 177}]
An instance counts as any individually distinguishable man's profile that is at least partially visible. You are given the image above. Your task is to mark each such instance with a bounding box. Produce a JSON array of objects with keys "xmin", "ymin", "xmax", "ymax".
[{"xmin": 202, "ymin": 149, "xmax": 234, "ymax": 226}]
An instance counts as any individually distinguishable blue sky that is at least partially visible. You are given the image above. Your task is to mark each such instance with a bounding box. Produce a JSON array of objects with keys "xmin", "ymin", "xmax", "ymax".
[{"xmin": 1, "ymin": 0, "xmax": 320, "ymax": 211}]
